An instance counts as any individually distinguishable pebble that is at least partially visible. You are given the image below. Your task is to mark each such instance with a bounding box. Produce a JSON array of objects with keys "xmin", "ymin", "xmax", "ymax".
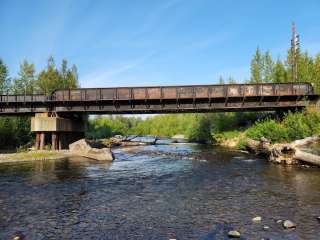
[
  {"xmin": 228, "ymin": 230, "xmax": 241, "ymax": 238},
  {"xmin": 263, "ymin": 225, "xmax": 270, "ymax": 231},
  {"xmin": 283, "ymin": 220, "xmax": 296, "ymax": 229},
  {"xmin": 317, "ymin": 216, "xmax": 320, "ymax": 222},
  {"xmin": 12, "ymin": 237, "xmax": 21, "ymax": 240},
  {"xmin": 276, "ymin": 219, "xmax": 283, "ymax": 224},
  {"xmin": 252, "ymin": 216, "xmax": 262, "ymax": 223}
]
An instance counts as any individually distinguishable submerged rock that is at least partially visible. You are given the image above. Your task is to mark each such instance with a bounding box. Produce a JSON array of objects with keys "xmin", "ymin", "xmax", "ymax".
[
  {"xmin": 252, "ymin": 216, "xmax": 262, "ymax": 223},
  {"xmin": 69, "ymin": 139, "xmax": 114, "ymax": 161},
  {"xmin": 12, "ymin": 236, "xmax": 22, "ymax": 240},
  {"xmin": 283, "ymin": 220, "xmax": 296, "ymax": 229},
  {"xmin": 317, "ymin": 216, "xmax": 320, "ymax": 222},
  {"xmin": 263, "ymin": 225, "xmax": 270, "ymax": 230},
  {"xmin": 227, "ymin": 230, "xmax": 241, "ymax": 238}
]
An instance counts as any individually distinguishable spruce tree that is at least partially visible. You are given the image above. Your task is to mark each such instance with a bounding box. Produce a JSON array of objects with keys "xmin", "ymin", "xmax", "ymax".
[
  {"xmin": 250, "ymin": 47, "xmax": 264, "ymax": 83},
  {"xmin": 273, "ymin": 59, "xmax": 287, "ymax": 83},
  {"xmin": 263, "ymin": 51, "xmax": 274, "ymax": 83},
  {"xmin": 0, "ymin": 59, "xmax": 10, "ymax": 94},
  {"xmin": 12, "ymin": 60, "xmax": 36, "ymax": 94}
]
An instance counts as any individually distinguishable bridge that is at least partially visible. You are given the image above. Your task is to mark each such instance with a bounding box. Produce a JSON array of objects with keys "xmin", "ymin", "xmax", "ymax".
[
  {"xmin": 0, "ymin": 83, "xmax": 318, "ymax": 114},
  {"xmin": 0, "ymin": 82, "xmax": 318, "ymax": 150}
]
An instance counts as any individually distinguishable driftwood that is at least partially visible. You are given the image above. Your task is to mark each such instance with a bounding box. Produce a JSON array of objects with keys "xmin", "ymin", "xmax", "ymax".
[
  {"xmin": 246, "ymin": 136, "xmax": 320, "ymax": 166},
  {"xmin": 103, "ymin": 135, "xmax": 159, "ymax": 147}
]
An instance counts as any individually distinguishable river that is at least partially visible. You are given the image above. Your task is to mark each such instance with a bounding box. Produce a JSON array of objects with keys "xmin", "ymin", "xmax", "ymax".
[{"xmin": 0, "ymin": 143, "xmax": 319, "ymax": 239}]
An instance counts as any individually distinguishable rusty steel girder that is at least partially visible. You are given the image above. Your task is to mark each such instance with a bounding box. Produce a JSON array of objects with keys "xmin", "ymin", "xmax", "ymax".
[{"xmin": 0, "ymin": 83, "xmax": 318, "ymax": 115}]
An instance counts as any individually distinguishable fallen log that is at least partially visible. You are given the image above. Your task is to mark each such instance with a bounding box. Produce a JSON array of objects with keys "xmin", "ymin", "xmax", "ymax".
[
  {"xmin": 246, "ymin": 136, "xmax": 320, "ymax": 166},
  {"xmin": 295, "ymin": 149, "xmax": 320, "ymax": 166}
]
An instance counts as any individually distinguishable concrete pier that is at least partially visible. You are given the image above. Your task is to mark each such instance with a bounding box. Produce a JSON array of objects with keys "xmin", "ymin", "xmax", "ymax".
[{"xmin": 31, "ymin": 113, "xmax": 86, "ymax": 150}]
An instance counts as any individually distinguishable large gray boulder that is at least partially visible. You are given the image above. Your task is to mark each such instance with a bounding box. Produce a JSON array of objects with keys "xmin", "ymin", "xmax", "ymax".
[{"xmin": 69, "ymin": 139, "xmax": 114, "ymax": 161}]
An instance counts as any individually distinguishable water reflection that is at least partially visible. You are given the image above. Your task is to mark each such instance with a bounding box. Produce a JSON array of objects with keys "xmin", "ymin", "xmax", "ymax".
[{"xmin": 0, "ymin": 144, "xmax": 319, "ymax": 239}]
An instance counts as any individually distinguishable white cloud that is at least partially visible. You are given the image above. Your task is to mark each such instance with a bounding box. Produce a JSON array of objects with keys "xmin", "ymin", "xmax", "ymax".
[{"xmin": 80, "ymin": 51, "xmax": 157, "ymax": 87}]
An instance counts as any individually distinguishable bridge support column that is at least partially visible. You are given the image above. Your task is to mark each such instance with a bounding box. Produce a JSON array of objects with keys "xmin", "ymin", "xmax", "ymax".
[
  {"xmin": 39, "ymin": 132, "xmax": 45, "ymax": 150},
  {"xmin": 31, "ymin": 113, "xmax": 87, "ymax": 150},
  {"xmin": 35, "ymin": 133, "xmax": 40, "ymax": 150}
]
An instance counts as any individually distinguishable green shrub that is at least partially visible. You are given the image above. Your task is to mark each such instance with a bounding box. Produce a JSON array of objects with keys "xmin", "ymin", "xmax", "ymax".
[
  {"xmin": 282, "ymin": 110, "xmax": 320, "ymax": 141},
  {"xmin": 236, "ymin": 137, "xmax": 248, "ymax": 150},
  {"xmin": 246, "ymin": 119, "xmax": 288, "ymax": 143},
  {"xmin": 212, "ymin": 130, "xmax": 240, "ymax": 143}
]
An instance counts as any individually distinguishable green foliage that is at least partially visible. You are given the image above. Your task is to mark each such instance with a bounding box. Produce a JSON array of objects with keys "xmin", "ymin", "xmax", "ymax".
[
  {"xmin": 132, "ymin": 114, "xmax": 194, "ymax": 137},
  {"xmin": 250, "ymin": 47, "xmax": 264, "ymax": 83},
  {"xmin": 245, "ymin": 109, "xmax": 320, "ymax": 143},
  {"xmin": 273, "ymin": 59, "xmax": 287, "ymax": 83},
  {"xmin": 0, "ymin": 117, "xmax": 31, "ymax": 149},
  {"xmin": 246, "ymin": 119, "xmax": 288, "ymax": 143},
  {"xmin": 212, "ymin": 130, "xmax": 240, "ymax": 143},
  {"xmin": 236, "ymin": 137, "xmax": 248, "ymax": 150},
  {"xmin": 36, "ymin": 57, "xmax": 79, "ymax": 94},
  {"xmin": 283, "ymin": 110, "xmax": 320, "ymax": 140},
  {"xmin": 0, "ymin": 58, "xmax": 10, "ymax": 93},
  {"xmin": 12, "ymin": 60, "xmax": 36, "ymax": 94},
  {"xmin": 87, "ymin": 116, "xmax": 142, "ymax": 139},
  {"xmin": 186, "ymin": 114, "xmax": 212, "ymax": 143}
]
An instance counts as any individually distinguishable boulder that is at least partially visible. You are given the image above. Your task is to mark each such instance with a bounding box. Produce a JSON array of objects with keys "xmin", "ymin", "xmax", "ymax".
[
  {"xmin": 69, "ymin": 139, "xmax": 114, "ymax": 161},
  {"xmin": 252, "ymin": 216, "xmax": 262, "ymax": 223},
  {"xmin": 283, "ymin": 220, "xmax": 296, "ymax": 229},
  {"xmin": 227, "ymin": 230, "xmax": 240, "ymax": 238}
]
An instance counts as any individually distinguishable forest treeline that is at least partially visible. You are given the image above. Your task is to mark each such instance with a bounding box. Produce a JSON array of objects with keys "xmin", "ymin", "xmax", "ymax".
[
  {"xmin": 0, "ymin": 57, "xmax": 78, "ymax": 149},
  {"xmin": 87, "ymin": 47, "xmax": 320, "ymax": 143}
]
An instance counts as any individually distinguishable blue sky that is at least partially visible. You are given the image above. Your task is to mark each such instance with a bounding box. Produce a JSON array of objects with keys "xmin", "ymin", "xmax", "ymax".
[{"xmin": 1, "ymin": 0, "xmax": 320, "ymax": 88}]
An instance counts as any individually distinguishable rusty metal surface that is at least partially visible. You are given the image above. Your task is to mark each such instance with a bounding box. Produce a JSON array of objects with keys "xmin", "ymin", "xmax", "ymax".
[{"xmin": 0, "ymin": 83, "xmax": 318, "ymax": 115}]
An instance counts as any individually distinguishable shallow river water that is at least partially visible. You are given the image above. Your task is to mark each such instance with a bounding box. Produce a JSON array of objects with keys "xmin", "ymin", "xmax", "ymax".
[{"xmin": 0, "ymin": 144, "xmax": 320, "ymax": 239}]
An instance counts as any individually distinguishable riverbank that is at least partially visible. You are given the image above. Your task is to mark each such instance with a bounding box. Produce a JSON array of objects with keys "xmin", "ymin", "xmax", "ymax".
[{"xmin": 0, "ymin": 150, "xmax": 70, "ymax": 163}]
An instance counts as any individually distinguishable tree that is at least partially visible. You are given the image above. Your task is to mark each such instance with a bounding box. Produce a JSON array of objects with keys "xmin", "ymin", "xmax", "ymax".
[
  {"xmin": 37, "ymin": 56, "xmax": 62, "ymax": 94},
  {"xmin": 12, "ymin": 60, "xmax": 36, "ymax": 94},
  {"xmin": 263, "ymin": 51, "xmax": 274, "ymax": 83},
  {"xmin": 187, "ymin": 114, "xmax": 212, "ymax": 143},
  {"xmin": 273, "ymin": 59, "xmax": 287, "ymax": 83},
  {"xmin": 218, "ymin": 76, "xmax": 225, "ymax": 84},
  {"xmin": 227, "ymin": 77, "xmax": 237, "ymax": 84},
  {"xmin": 297, "ymin": 51, "xmax": 314, "ymax": 84},
  {"xmin": 0, "ymin": 59, "xmax": 10, "ymax": 94},
  {"xmin": 36, "ymin": 57, "xmax": 79, "ymax": 95},
  {"xmin": 250, "ymin": 47, "xmax": 264, "ymax": 83},
  {"xmin": 313, "ymin": 53, "xmax": 320, "ymax": 93}
]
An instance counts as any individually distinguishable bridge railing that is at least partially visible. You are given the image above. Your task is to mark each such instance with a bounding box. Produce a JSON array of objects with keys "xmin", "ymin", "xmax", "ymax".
[
  {"xmin": 51, "ymin": 82, "xmax": 314, "ymax": 102},
  {"xmin": 0, "ymin": 82, "xmax": 315, "ymax": 104}
]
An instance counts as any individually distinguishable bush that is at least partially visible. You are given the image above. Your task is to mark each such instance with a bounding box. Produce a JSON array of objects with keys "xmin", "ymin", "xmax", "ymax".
[
  {"xmin": 245, "ymin": 109, "xmax": 320, "ymax": 144},
  {"xmin": 246, "ymin": 119, "xmax": 288, "ymax": 143},
  {"xmin": 283, "ymin": 110, "xmax": 320, "ymax": 141},
  {"xmin": 212, "ymin": 130, "xmax": 240, "ymax": 143}
]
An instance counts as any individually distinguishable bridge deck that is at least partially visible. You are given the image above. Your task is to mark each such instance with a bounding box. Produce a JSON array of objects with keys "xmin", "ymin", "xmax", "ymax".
[{"xmin": 0, "ymin": 83, "xmax": 318, "ymax": 115}]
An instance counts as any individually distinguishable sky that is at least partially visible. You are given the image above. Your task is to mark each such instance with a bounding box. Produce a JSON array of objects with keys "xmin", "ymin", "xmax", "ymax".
[{"xmin": 1, "ymin": 0, "xmax": 320, "ymax": 88}]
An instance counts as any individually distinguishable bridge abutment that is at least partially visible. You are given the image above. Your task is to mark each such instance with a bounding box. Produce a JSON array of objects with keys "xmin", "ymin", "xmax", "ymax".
[{"xmin": 31, "ymin": 113, "xmax": 87, "ymax": 150}]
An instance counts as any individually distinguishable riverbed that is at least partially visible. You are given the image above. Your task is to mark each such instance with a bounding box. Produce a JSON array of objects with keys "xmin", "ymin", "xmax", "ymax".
[{"xmin": 0, "ymin": 144, "xmax": 319, "ymax": 239}]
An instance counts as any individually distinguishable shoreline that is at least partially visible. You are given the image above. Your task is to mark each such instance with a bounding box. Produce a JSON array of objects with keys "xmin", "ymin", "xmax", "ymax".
[{"xmin": 0, "ymin": 150, "xmax": 72, "ymax": 164}]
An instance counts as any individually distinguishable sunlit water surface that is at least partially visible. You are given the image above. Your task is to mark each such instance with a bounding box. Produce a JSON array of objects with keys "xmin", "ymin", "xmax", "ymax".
[{"xmin": 0, "ymin": 144, "xmax": 320, "ymax": 239}]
